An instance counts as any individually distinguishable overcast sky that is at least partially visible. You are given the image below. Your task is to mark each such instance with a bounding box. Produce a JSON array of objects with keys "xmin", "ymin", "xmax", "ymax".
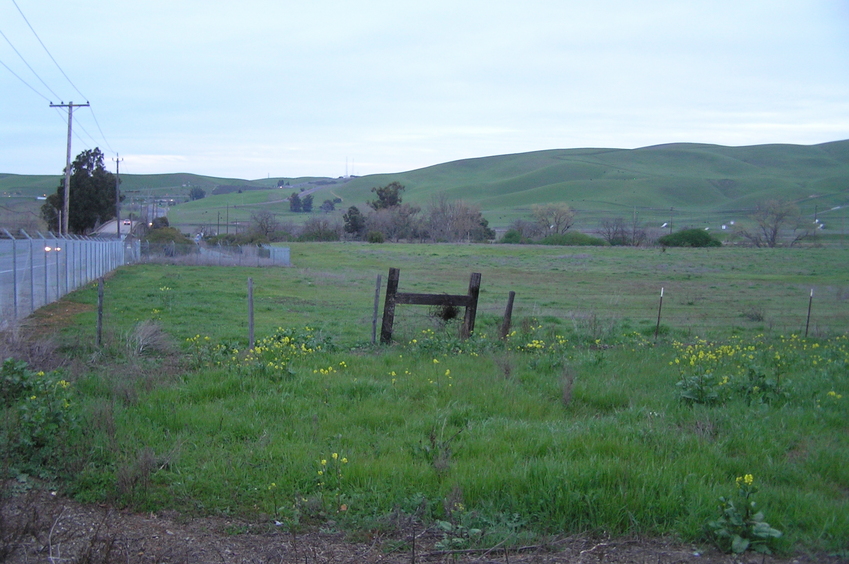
[{"xmin": 2, "ymin": 0, "xmax": 848, "ymax": 179}]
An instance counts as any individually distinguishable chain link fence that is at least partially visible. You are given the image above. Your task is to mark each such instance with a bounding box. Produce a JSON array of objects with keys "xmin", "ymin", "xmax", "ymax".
[
  {"xmin": 139, "ymin": 241, "xmax": 290, "ymax": 267},
  {"xmin": 0, "ymin": 230, "xmax": 139, "ymax": 326}
]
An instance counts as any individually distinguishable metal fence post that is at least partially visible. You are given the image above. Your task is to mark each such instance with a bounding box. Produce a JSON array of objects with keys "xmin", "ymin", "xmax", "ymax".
[
  {"xmin": 20, "ymin": 230, "xmax": 34, "ymax": 315},
  {"xmin": 1, "ymin": 229, "xmax": 18, "ymax": 320},
  {"xmin": 38, "ymin": 232, "xmax": 49, "ymax": 305}
]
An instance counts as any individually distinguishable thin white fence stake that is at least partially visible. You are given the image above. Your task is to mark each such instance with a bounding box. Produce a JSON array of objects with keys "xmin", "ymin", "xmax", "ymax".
[
  {"xmin": 654, "ymin": 287, "xmax": 664, "ymax": 341},
  {"xmin": 248, "ymin": 277, "xmax": 255, "ymax": 348}
]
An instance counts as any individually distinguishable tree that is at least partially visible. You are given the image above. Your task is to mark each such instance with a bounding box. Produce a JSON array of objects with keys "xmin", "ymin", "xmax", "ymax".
[
  {"xmin": 320, "ymin": 199, "xmax": 335, "ymax": 213},
  {"xmin": 368, "ymin": 181, "xmax": 405, "ymax": 210},
  {"xmin": 736, "ymin": 200, "xmax": 804, "ymax": 248},
  {"xmin": 188, "ymin": 186, "xmax": 206, "ymax": 201},
  {"xmin": 250, "ymin": 210, "xmax": 280, "ymax": 240},
  {"xmin": 508, "ymin": 218, "xmax": 545, "ymax": 240},
  {"xmin": 298, "ymin": 217, "xmax": 340, "ymax": 241},
  {"xmin": 532, "ymin": 203, "xmax": 575, "ymax": 235},
  {"xmin": 301, "ymin": 194, "xmax": 314, "ymax": 213},
  {"xmin": 343, "ymin": 206, "xmax": 366, "ymax": 238},
  {"xmin": 41, "ymin": 147, "xmax": 119, "ymax": 234},
  {"xmin": 599, "ymin": 218, "xmax": 629, "ymax": 246},
  {"xmin": 426, "ymin": 194, "xmax": 494, "ymax": 242},
  {"xmin": 600, "ymin": 215, "xmax": 647, "ymax": 247},
  {"xmin": 289, "ymin": 192, "xmax": 302, "ymax": 212},
  {"xmin": 367, "ymin": 204, "xmax": 422, "ymax": 242}
]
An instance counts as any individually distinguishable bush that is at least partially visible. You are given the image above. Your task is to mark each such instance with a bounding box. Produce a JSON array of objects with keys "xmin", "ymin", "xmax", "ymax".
[
  {"xmin": 366, "ymin": 230, "xmax": 385, "ymax": 244},
  {"xmin": 297, "ymin": 218, "xmax": 340, "ymax": 242},
  {"xmin": 538, "ymin": 232, "xmax": 607, "ymax": 246},
  {"xmin": 144, "ymin": 227, "xmax": 193, "ymax": 245},
  {"xmin": 658, "ymin": 228, "xmax": 721, "ymax": 247},
  {"xmin": 1, "ymin": 358, "xmax": 78, "ymax": 466},
  {"xmin": 499, "ymin": 229, "xmax": 529, "ymax": 244}
]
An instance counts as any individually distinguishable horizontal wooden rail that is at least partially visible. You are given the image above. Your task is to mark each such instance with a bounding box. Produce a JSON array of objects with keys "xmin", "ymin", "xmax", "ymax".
[{"xmin": 394, "ymin": 293, "xmax": 472, "ymax": 307}]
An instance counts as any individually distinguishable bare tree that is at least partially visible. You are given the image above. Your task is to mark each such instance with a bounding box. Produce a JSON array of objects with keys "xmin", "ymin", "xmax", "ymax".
[
  {"xmin": 426, "ymin": 194, "xmax": 493, "ymax": 242},
  {"xmin": 299, "ymin": 217, "xmax": 341, "ymax": 241},
  {"xmin": 599, "ymin": 218, "xmax": 629, "ymax": 246},
  {"xmin": 532, "ymin": 203, "xmax": 575, "ymax": 235},
  {"xmin": 508, "ymin": 218, "xmax": 545, "ymax": 240},
  {"xmin": 366, "ymin": 204, "xmax": 422, "ymax": 242},
  {"xmin": 736, "ymin": 200, "xmax": 805, "ymax": 247},
  {"xmin": 249, "ymin": 210, "xmax": 280, "ymax": 240}
]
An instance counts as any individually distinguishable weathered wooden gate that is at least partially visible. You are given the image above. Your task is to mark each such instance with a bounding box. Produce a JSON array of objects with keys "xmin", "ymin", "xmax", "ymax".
[{"xmin": 379, "ymin": 267, "xmax": 481, "ymax": 344}]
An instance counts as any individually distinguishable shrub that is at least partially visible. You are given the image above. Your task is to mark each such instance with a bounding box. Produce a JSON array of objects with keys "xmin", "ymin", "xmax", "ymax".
[
  {"xmin": 298, "ymin": 218, "xmax": 340, "ymax": 242},
  {"xmin": 499, "ymin": 229, "xmax": 528, "ymax": 244},
  {"xmin": 366, "ymin": 230, "xmax": 385, "ymax": 244},
  {"xmin": 0, "ymin": 358, "xmax": 78, "ymax": 467},
  {"xmin": 144, "ymin": 227, "xmax": 193, "ymax": 245},
  {"xmin": 658, "ymin": 228, "xmax": 721, "ymax": 247}
]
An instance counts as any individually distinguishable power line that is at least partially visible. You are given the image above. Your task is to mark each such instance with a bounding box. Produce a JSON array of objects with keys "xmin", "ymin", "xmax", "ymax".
[
  {"xmin": 0, "ymin": 25, "xmax": 61, "ymax": 100},
  {"xmin": 5, "ymin": 0, "xmax": 116, "ymax": 162},
  {"xmin": 11, "ymin": 0, "xmax": 86, "ymax": 100},
  {"xmin": 0, "ymin": 55, "xmax": 49, "ymax": 101},
  {"xmin": 87, "ymin": 107, "xmax": 115, "ymax": 154}
]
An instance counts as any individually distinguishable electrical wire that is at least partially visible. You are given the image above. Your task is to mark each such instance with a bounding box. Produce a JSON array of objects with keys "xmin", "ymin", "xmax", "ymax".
[
  {"xmin": 86, "ymin": 107, "xmax": 115, "ymax": 154},
  {"xmin": 8, "ymin": 0, "xmax": 116, "ymax": 154},
  {"xmin": 0, "ymin": 25, "xmax": 61, "ymax": 100},
  {"xmin": 11, "ymin": 0, "xmax": 86, "ymax": 101},
  {"xmin": 0, "ymin": 55, "xmax": 50, "ymax": 101}
]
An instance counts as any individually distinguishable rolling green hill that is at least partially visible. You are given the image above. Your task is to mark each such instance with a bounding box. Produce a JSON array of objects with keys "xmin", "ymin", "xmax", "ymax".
[
  {"xmin": 3, "ymin": 140, "xmax": 849, "ymax": 233},
  {"xmin": 334, "ymin": 141, "xmax": 849, "ymax": 229}
]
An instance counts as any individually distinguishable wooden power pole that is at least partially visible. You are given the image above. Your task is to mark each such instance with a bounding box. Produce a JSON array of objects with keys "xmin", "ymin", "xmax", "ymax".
[
  {"xmin": 114, "ymin": 153, "xmax": 123, "ymax": 237},
  {"xmin": 50, "ymin": 101, "xmax": 89, "ymax": 235}
]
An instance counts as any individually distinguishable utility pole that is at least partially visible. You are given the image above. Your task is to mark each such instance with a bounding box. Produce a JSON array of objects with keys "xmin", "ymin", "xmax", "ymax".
[
  {"xmin": 113, "ymin": 154, "xmax": 123, "ymax": 237},
  {"xmin": 50, "ymin": 101, "xmax": 89, "ymax": 235}
]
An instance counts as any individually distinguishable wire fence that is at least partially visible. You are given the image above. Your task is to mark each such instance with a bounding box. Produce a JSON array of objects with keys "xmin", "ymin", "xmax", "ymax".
[
  {"xmin": 138, "ymin": 241, "xmax": 291, "ymax": 267},
  {"xmin": 0, "ymin": 230, "xmax": 139, "ymax": 326},
  {"xmin": 370, "ymin": 277, "xmax": 848, "ymax": 343}
]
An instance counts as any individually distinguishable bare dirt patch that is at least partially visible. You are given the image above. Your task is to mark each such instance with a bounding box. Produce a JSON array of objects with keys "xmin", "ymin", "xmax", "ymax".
[{"xmin": 2, "ymin": 490, "xmax": 843, "ymax": 564}]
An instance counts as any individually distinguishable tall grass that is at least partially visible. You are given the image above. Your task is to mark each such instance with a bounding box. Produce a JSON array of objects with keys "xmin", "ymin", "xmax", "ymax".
[{"xmin": 4, "ymin": 244, "xmax": 848, "ymax": 554}]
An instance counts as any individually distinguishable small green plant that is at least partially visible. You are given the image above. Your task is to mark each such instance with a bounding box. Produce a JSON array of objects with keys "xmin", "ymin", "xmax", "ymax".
[
  {"xmin": 734, "ymin": 351, "xmax": 790, "ymax": 405},
  {"xmin": 316, "ymin": 452, "xmax": 349, "ymax": 512},
  {"xmin": 676, "ymin": 371, "xmax": 722, "ymax": 404},
  {"xmin": 434, "ymin": 518, "xmax": 483, "ymax": 551},
  {"xmin": 708, "ymin": 474, "xmax": 782, "ymax": 554},
  {"xmin": 0, "ymin": 358, "xmax": 79, "ymax": 468}
]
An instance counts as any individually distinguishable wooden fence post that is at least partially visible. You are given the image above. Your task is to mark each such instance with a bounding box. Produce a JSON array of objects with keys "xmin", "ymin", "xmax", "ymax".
[
  {"xmin": 380, "ymin": 268, "xmax": 400, "ymax": 344},
  {"xmin": 805, "ymin": 289, "xmax": 813, "ymax": 338},
  {"xmin": 459, "ymin": 272, "xmax": 482, "ymax": 339},
  {"xmin": 499, "ymin": 291, "xmax": 516, "ymax": 340}
]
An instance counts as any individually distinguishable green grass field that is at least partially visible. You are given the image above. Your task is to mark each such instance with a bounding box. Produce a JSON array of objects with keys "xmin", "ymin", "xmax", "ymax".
[{"xmin": 3, "ymin": 243, "xmax": 847, "ymax": 556}]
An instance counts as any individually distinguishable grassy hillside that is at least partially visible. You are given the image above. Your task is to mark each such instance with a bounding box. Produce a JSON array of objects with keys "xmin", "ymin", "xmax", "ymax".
[
  {"xmin": 334, "ymin": 141, "xmax": 849, "ymax": 229},
  {"xmin": 3, "ymin": 141, "xmax": 849, "ymax": 232}
]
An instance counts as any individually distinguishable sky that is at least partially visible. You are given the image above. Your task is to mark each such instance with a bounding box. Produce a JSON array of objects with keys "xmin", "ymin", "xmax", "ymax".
[{"xmin": 2, "ymin": 0, "xmax": 848, "ymax": 180}]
